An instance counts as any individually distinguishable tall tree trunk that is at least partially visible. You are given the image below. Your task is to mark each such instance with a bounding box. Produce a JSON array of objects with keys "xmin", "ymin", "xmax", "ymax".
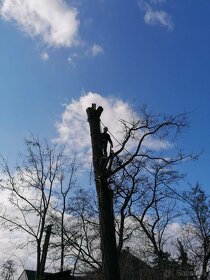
[
  {"xmin": 86, "ymin": 104, "xmax": 121, "ymax": 280},
  {"xmin": 36, "ymin": 241, "xmax": 41, "ymax": 280},
  {"xmin": 61, "ymin": 208, "xmax": 65, "ymax": 272}
]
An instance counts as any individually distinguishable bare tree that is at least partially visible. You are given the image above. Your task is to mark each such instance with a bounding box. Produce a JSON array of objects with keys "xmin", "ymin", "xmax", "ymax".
[
  {"xmin": 182, "ymin": 184, "xmax": 210, "ymax": 280},
  {"xmin": 108, "ymin": 107, "xmax": 192, "ymax": 179},
  {"xmin": 108, "ymin": 107, "xmax": 192, "ymax": 262},
  {"xmin": 63, "ymin": 188, "xmax": 101, "ymax": 276},
  {"xmin": 0, "ymin": 107, "xmax": 192, "ymax": 279},
  {"xmin": 112, "ymin": 159, "xmax": 146, "ymax": 254},
  {"xmin": 0, "ymin": 136, "xmax": 69, "ymax": 279},
  {"xmin": 129, "ymin": 160, "xmax": 182, "ymax": 261},
  {"xmin": 86, "ymin": 103, "xmax": 196, "ymax": 279},
  {"xmin": 0, "ymin": 259, "xmax": 17, "ymax": 280},
  {"xmin": 48, "ymin": 156, "xmax": 79, "ymax": 272}
]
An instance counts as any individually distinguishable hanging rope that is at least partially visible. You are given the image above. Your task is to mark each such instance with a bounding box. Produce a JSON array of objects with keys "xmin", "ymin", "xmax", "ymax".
[{"xmin": 89, "ymin": 162, "xmax": 93, "ymax": 185}]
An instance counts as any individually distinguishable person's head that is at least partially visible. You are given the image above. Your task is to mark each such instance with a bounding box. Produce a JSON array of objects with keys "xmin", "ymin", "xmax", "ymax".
[{"xmin": 103, "ymin": 127, "xmax": 108, "ymax": 133}]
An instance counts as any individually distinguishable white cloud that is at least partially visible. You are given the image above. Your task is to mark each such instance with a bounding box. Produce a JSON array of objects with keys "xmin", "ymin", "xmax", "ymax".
[
  {"xmin": 40, "ymin": 51, "xmax": 49, "ymax": 61},
  {"xmin": 0, "ymin": 187, "xmax": 37, "ymax": 275},
  {"xmin": 54, "ymin": 92, "xmax": 172, "ymax": 167},
  {"xmin": 138, "ymin": 0, "xmax": 173, "ymax": 30},
  {"xmin": 0, "ymin": 0, "xmax": 80, "ymax": 48},
  {"xmin": 54, "ymin": 93, "xmax": 135, "ymax": 165},
  {"xmin": 144, "ymin": 8, "xmax": 173, "ymax": 30},
  {"xmin": 89, "ymin": 44, "xmax": 104, "ymax": 57}
]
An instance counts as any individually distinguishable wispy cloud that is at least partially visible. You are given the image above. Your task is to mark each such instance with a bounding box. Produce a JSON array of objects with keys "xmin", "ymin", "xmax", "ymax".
[
  {"xmin": 138, "ymin": 0, "xmax": 173, "ymax": 30},
  {"xmin": 144, "ymin": 7, "xmax": 173, "ymax": 30},
  {"xmin": 40, "ymin": 51, "xmax": 49, "ymax": 61},
  {"xmin": 67, "ymin": 57, "xmax": 73, "ymax": 64},
  {"xmin": 89, "ymin": 44, "xmax": 104, "ymax": 57},
  {"xmin": 66, "ymin": 44, "xmax": 104, "ymax": 65},
  {"xmin": 0, "ymin": 0, "xmax": 80, "ymax": 48}
]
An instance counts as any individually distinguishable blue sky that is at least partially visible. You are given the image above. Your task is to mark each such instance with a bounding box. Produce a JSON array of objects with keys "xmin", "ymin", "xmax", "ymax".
[{"xmin": 0, "ymin": 0, "xmax": 210, "ymax": 192}]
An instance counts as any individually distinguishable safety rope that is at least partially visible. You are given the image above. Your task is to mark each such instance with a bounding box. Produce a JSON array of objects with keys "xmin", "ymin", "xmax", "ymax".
[{"xmin": 89, "ymin": 162, "xmax": 93, "ymax": 185}]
